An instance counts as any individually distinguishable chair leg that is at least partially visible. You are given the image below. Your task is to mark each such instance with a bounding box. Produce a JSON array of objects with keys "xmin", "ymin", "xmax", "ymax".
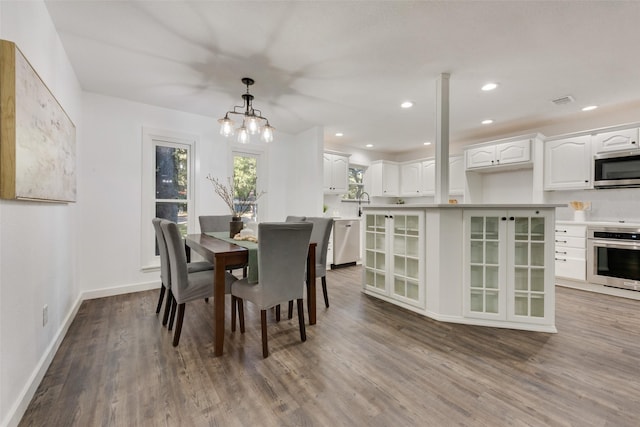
[
  {"xmin": 287, "ymin": 300, "xmax": 294, "ymax": 319},
  {"xmin": 322, "ymin": 276, "xmax": 329, "ymax": 308},
  {"xmin": 275, "ymin": 305, "xmax": 281, "ymax": 322},
  {"xmin": 162, "ymin": 289, "xmax": 173, "ymax": 326},
  {"xmin": 172, "ymin": 303, "xmax": 186, "ymax": 346},
  {"xmin": 238, "ymin": 298, "xmax": 245, "ymax": 333},
  {"xmin": 204, "ymin": 298, "xmax": 209, "ymax": 303},
  {"xmin": 297, "ymin": 298, "xmax": 306, "ymax": 342},
  {"xmin": 231, "ymin": 296, "xmax": 237, "ymax": 332},
  {"xmin": 261, "ymin": 310, "xmax": 269, "ymax": 358},
  {"xmin": 243, "ymin": 266, "xmax": 248, "ymax": 278},
  {"xmin": 168, "ymin": 297, "xmax": 178, "ymax": 331},
  {"xmin": 156, "ymin": 284, "xmax": 166, "ymax": 314}
]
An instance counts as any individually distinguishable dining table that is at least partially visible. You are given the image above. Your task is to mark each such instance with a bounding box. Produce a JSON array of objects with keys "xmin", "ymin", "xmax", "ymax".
[{"xmin": 185, "ymin": 232, "xmax": 316, "ymax": 356}]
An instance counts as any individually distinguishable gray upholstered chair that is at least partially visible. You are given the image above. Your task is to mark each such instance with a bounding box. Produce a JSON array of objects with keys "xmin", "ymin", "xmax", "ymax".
[
  {"xmin": 285, "ymin": 215, "xmax": 306, "ymax": 222},
  {"xmin": 152, "ymin": 218, "xmax": 213, "ymax": 326},
  {"xmin": 199, "ymin": 215, "xmax": 248, "ymax": 277},
  {"xmin": 231, "ymin": 222, "xmax": 313, "ymax": 358},
  {"xmin": 161, "ymin": 220, "xmax": 236, "ymax": 346}
]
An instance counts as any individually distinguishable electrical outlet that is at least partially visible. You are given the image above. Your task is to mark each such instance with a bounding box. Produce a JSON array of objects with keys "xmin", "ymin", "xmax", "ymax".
[{"xmin": 43, "ymin": 305, "xmax": 48, "ymax": 327}]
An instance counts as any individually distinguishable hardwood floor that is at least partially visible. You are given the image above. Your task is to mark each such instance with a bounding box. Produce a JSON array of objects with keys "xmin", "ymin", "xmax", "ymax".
[{"xmin": 19, "ymin": 266, "xmax": 640, "ymax": 426}]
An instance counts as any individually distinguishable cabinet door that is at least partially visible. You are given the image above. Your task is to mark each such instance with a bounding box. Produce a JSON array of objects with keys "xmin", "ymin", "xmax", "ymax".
[
  {"xmin": 421, "ymin": 160, "xmax": 436, "ymax": 194},
  {"xmin": 323, "ymin": 153, "xmax": 334, "ymax": 191},
  {"xmin": 382, "ymin": 163, "xmax": 399, "ymax": 196},
  {"xmin": 400, "ymin": 162, "xmax": 422, "ymax": 196},
  {"xmin": 466, "ymin": 146, "xmax": 496, "ymax": 169},
  {"xmin": 363, "ymin": 213, "xmax": 388, "ymax": 295},
  {"xmin": 544, "ymin": 136, "xmax": 592, "ymax": 190},
  {"xmin": 449, "ymin": 156, "xmax": 464, "ymax": 195},
  {"xmin": 593, "ymin": 128, "xmax": 639, "ymax": 153},
  {"xmin": 508, "ymin": 212, "xmax": 550, "ymax": 322},
  {"xmin": 496, "ymin": 140, "xmax": 530, "ymax": 165},
  {"xmin": 464, "ymin": 211, "xmax": 506, "ymax": 320},
  {"xmin": 390, "ymin": 213, "xmax": 424, "ymax": 307},
  {"xmin": 331, "ymin": 155, "xmax": 349, "ymax": 193}
]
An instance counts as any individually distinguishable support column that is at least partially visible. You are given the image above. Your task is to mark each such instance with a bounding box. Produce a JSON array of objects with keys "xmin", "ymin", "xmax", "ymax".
[{"xmin": 435, "ymin": 73, "xmax": 450, "ymax": 204}]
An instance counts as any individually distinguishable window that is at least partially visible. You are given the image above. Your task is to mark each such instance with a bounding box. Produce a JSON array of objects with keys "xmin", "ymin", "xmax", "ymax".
[
  {"xmin": 233, "ymin": 153, "xmax": 261, "ymax": 221},
  {"xmin": 343, "ymin": 165, "xmax": 366, "ymax": 200},
  {"xmin": 142, "ymin": 127, "xmax": 196, "ymax": 269}
]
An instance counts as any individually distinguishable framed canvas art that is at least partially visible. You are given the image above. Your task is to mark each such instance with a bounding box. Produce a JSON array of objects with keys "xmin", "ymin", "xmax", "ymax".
[{"xmin": 0, "ymin": 39, "xmax": 76, "ymax": 203}]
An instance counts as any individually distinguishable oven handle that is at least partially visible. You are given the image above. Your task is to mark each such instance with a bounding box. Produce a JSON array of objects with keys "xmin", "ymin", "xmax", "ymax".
[{"xmin": 589, "ymin": 239, "xmax": 640, "ymax": 249}]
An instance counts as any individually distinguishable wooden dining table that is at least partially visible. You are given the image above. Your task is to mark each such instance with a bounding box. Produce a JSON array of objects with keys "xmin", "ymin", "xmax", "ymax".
[{"xmin": 185, "ymin": 233, "xmax": 316, "ymax": 356}]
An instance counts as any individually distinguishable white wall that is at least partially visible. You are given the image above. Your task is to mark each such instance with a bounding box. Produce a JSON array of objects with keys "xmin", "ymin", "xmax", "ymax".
[{"xmin": 0, "ymin": 2, "xmax": 83, "ymax": 426}]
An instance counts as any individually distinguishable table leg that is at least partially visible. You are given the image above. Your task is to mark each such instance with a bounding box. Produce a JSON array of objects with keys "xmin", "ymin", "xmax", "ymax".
[
  {"xmin": 307, "ymin": 244, "xmax": 316, "ymax": 325},
  {"xmin": 213, "ymin": 255, "xmax": 227, "ymax": 356}
]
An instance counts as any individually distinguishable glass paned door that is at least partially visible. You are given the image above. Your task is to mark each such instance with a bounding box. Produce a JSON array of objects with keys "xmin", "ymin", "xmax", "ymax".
[
  {"xmin": 391, "ymin": 213, "xmax": 423, "ymax": 306},
  {"xmin": 364, "ymin": 213, "xmax": 388, "ymax": 292},
  {"xmin": 511, "ymin": 215, "xmax": 546, "ymax": 318}
]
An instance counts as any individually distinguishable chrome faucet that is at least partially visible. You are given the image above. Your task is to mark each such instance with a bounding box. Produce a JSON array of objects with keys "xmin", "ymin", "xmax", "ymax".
[{"xmin": 357, "ymin": 191, "xmax": 370, "ymax": 217}]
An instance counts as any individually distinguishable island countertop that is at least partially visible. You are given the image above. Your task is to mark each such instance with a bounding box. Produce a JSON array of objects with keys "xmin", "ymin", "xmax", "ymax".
[{"xmin": 363, "ymin": 203, "xmax": 566, "ymax": 209}]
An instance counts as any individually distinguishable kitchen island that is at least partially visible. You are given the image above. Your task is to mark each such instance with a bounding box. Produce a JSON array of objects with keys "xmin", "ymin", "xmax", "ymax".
[{"xmin": 362, "ymin": 204, "xmax": 562, "ymax": 333}]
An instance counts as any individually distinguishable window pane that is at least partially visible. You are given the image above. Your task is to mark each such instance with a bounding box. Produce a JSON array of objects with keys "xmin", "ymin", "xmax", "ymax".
[
  {"xmin": 156, "ymin": 202, "xmax": 188, "ymax": 237},
  {"xmin": 344, "ymin": 166, "xmax": 366, "ymax": 199},
  {"xmin": 156, "ymin": 146, "xmax": 187, "ymax": 199},
  {"xmin": 233, "ymin": 154, "xmax": 260, "ymax": 220}
]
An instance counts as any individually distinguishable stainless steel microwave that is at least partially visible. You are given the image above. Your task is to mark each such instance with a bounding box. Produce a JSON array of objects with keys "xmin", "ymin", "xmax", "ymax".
[{"xmin": 594, "ymin": 150, "xmax": 640, "ymax": 188}]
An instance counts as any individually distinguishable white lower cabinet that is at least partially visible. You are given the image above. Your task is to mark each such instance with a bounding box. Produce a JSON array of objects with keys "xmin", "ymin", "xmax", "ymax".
[
  {"xmin": 463, "ymin": 209, "xmax": 554, "ymax": 325},
  {"xmin": 554, "ymin": 223, "xmax": 586, "ymax": 281},
  {"xmin": 363, "ymin": 210, "xmax": 425, "ymax": 308}
]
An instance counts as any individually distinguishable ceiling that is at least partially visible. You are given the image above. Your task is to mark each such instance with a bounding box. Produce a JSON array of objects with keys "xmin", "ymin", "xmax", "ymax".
[{"xmin": 44, "ymin": 1, "xmax": 640, "ymax": 154}]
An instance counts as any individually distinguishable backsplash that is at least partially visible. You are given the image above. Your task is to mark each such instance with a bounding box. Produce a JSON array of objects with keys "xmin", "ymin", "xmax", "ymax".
[{"xmin": 545, "ymin": 187, "xmax": 640, "ymax": 223}]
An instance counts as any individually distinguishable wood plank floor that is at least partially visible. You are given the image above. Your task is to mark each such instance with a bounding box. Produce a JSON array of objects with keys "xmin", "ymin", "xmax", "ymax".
[{"xmin": 19, "ymin": 266, "xmax": 640, "ymax": 426}]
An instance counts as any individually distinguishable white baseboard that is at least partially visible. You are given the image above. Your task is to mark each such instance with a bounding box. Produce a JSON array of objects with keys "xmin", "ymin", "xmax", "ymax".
[{"xmin": 3, "ymin": 280, "xmax": 160, "ymax": 427}]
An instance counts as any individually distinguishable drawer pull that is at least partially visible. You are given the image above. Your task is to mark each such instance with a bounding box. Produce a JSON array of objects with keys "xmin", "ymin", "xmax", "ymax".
[
  {"xmin": 555, "ymin": 258, "xmax": 567, "ymax": 262},
  {"xmin": 555, "ymin": 250, "xmax": 567, "ymax": 255},
  {"xmin": 555, "ymin": 239, "xmax": 567, "ymax": 244},
  {"xmin": 554, "ymin": 229, "xmax": 567, "ymax": 233}
]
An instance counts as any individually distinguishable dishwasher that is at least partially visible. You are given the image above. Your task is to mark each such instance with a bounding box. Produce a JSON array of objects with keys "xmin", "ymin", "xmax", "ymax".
[{"xmin": 331, "ymin": 219, "xmax": 360, "ymax": 268}]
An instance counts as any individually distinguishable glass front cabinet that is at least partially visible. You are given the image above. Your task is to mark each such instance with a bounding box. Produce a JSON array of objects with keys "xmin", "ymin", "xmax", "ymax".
[
  {"xmin": 463, "ymin": 209, "xmax": 554, "ymax": 325},
  {"xmin": 364, "ymin": 211, "xmax": 425, "ymax": 309}
]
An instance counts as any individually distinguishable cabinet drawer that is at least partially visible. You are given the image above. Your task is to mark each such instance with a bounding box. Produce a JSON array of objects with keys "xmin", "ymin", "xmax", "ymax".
[
  {"xmin": 554, "ymin": 224, "xmax": 586, "ymax": 238},
  {"xmin": 555, "ymin": 258, "xmax": 586, "ymax": 281},
  {"xmin": 554, "ymin": 247, "xmax": 585, "ymax": 259},
  {"xmin": 554, "ymin": 235, "xmax": 586, "ymax": 249}
]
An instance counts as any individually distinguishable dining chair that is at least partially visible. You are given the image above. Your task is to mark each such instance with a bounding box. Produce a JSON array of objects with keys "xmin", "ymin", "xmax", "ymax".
[
  {"xmin": 152, "ymin": 218, "xmax": 213, "ymax": 326},
  {"xmin": 161, "ymin": 219, "xmax": 237, "ymax": 346},
  {"xmin": 285, "ymin": 215, "xmax": 306, "ymax": 222},
  {"xmin": 199, "ymin": 215, "xmax": 248, "ymax": 277},
  {"xmin": 231, "ymin": 222, "xmax": 313, "ymax": 358}
]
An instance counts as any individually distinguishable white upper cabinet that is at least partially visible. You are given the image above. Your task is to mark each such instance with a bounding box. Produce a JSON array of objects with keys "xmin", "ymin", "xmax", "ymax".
[
  {"xmin": 544, "ymin": 136, "xmax": 592, "ymax": 190},
  {"xmin": 449, "ymin": 155, "xmax": 464, "ymax": 195},
  {"xmin": 323, "ymin": 152, "xmax": 350, "ymax": 194},
  {"xmin": 466, "ymin": 139, "xmax": 531, "ymax": 171},
  {"xmin": 367, "ymin": 161, "xmax": 399, "ymax": 197},
  {"xmin": 399, "ymin": 156, "xmax": 463, "ymax": 197},
  {"xmin": 593, "ymin": 127, "xmax": 639, "ymax": 154},
  {"xmin": 421, "ymin": 160, "xmax": 436, "ymax": 195},
  {"xmin": 400, "ymin": 162, "xmax": 422, "ymax": 196}
]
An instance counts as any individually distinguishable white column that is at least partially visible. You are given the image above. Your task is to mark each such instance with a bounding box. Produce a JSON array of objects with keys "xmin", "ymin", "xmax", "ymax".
[{"xmin": 435, "ymin": 73, "xmax": 450, "ymax": 204}]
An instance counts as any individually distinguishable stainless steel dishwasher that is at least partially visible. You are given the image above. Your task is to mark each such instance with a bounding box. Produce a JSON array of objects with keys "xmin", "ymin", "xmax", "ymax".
[{"xmin": 331, "ymin": 219, "xmax": 360, "ymax": 268}]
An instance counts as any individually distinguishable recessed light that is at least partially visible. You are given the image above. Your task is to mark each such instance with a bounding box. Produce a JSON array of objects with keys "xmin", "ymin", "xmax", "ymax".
[
  {"xmin": 423, "ymin": 142, "xmax": 431, "ymax": 146},
  {"xmin": 335, "ymin": 132, "xmax": 344, "ymax": 137},
  {"xmin": 582, "ymin": 105, "xmax": 598, "ymax": 111},
  {"xmin": 481, "ymin": 83, "xmax": 498, "ymax": 91},
  {"xmin": 365, "ymin": 144, "xmax": 373, "ymax": 148},
  {"xmin": 401, "ymin": 101, "xmax": 413, "ymax": 109},
  {"xmin": 482, "ymin": 119, "xmax": 494, "ymax": 125}
]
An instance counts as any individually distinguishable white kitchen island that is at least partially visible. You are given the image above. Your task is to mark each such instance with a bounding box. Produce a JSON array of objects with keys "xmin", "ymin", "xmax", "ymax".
[{"xmin": 362, "ymin": 204, "xmax": 562, "ymax": 333}]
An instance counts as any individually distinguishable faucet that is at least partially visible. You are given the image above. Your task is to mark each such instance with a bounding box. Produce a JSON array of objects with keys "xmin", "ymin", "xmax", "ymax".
[{"xmin": 357, "ymin": 191, "xmax": 370, "ymax": 217}]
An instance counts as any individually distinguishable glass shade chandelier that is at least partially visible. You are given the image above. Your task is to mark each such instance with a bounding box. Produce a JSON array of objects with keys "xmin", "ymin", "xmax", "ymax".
[{"xmin": 218, "ymin": 77, "xmax": 274, "ymax": 143}]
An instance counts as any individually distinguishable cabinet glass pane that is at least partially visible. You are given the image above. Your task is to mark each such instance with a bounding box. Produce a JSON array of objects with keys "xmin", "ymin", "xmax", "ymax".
[
  {"xmin": 366, "ymin": 215, "xmax": 375, "ymax": 229},
  {"xmin": 406, "ymin": 236, "xmax": 419, "ymax": 258},
  {"xmin": 394, "ymin": 277, "xmax": 405, "ymax": 296},
  {"xmin": 375, "ymin": 272, "xmax": 386, "ymax": 290},
  {"xmin": 531, "ymin": 268, "xmax": 545, "ymax": 292},
  {"xmin": 406, "ymin": 216, "xmax": 419, "ymax": 236},
  {"xmin": 366, "ymin": 250, "xmax": 375, "ymax": 268},
  {"xmin": 486, "ymin": 217, "xmax": 499, "ymax": 240},
  {"xmin": 470, "ymin": 265, "xmax": 484, "ymax": 287},
  {"xmin": 365, "ymin": 269, "xmax": 375, "ymax": 286},
  {"xmin": 376, "ymin": 252, "xmax": 386, "ymax": 271},
  {"xmin": 514, "ymin": 242, "xmax": 528, "ymax": 266},
  {"xmin": 531, "ymin": 243, "xmax": 545, "ymax": 266},
  {"xmin": 531, "ymin": 217, "xmax": 545, "ymax": 241},
  {"xmin": 470, "ymin": 290, "xmax": 484, "ymax": 312},
  {"xmin": 394, "ymin": 216, "xmax": 406, "ymax": 234},
  {"xmin": 470, "ymin": 241, "xmax": 484, "ymax": 263},
  {"xmin": 486, "ymin": 266, "xmax": 499, "ymax": 289},
  {"xmin": 365, "ymin": 234, "xmax": 374, "ymax": 250},
  {"xmin": 394, "ymin": 235, "xmax": 405, "ymax": 255},
  {"xmin": 394, "ymin": 256, "xmax": 405, "ymax": 275},
  {"xmin": 486, "ymin": 241, "xmax": 499, "ymax": 264},
  {"xmin": 531, "ymin": 295, "xmax": 544, "ymax": 317},
  {"xmin": 470, "ymin": 217, "xmax": 484, "ymax": 239},
  {"xmin": 514, "ymin": 267, "xmax": 529, "ymax": 291},
  {"xmin": 486, "ymin": 290, "xmax": 499, "ymax": 313},
  {"xmin": 514, "ymin": 292, "xmax": 528, "ymax": 316},
  {"xmin": 376, "ymin": 234, "xmax": 385, "ymax": 250},
  {"xmin": 514, "ymin": 217, "xmax": 529, "ymax": 240},
  {"xmin": 406, "ymin": 258, "xmax": 419, "ymax": 279},
  {"xmin": 407, "ymin": 280, "xmax": 419, "ymax": 300}
]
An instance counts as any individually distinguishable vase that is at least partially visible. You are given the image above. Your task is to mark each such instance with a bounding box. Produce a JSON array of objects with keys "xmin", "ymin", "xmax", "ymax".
[{"xmin": 229, "ymin": 217, "xmax": 243, "ymax": 237}]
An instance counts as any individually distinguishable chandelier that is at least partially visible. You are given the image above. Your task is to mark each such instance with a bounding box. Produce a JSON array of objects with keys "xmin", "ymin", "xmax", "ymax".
[{"xmin": 218, "ymin": 77, "xmax": 274, "ymax": 143}]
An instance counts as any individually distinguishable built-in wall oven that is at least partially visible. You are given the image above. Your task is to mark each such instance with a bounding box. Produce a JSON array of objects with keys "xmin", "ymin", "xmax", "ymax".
[{"xmin": 587, "ymin": 226, "xmax": 640, "ymax": 291}]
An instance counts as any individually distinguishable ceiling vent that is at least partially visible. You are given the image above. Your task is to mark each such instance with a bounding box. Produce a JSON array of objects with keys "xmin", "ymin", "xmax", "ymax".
[{"xmin": 552, "ymin": 95, "xmax": 575, "ymax": 105}]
